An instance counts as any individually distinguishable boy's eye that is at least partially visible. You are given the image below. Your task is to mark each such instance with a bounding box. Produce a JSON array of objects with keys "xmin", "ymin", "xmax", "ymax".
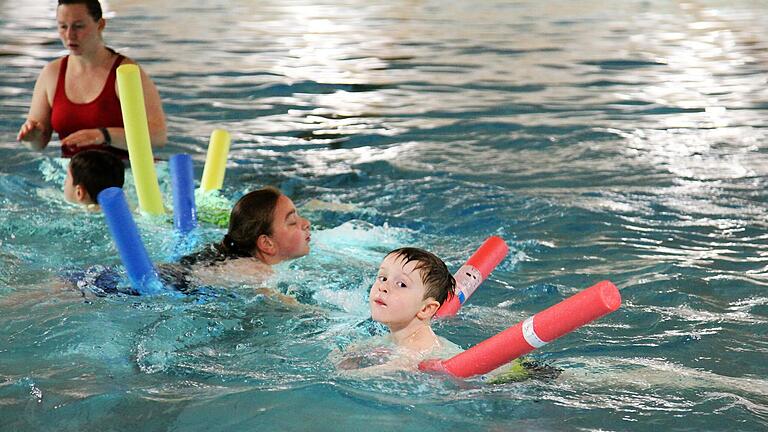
[
  {"xmin": 396, "ymin": 281, "xmax": 407, "ymax": 288},
  {"xmin": 377, "ymin": 275, "xmax": 387, "ymax": 282}
]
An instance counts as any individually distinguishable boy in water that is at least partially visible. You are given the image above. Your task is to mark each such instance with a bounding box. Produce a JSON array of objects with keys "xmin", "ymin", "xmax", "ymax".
[
  {"xmin": 63, "ymin": 149, "xmax": 125, "ymax": 208},
  {"xmin": 369, "ymin": 247, "xmax": 458, "ymax": 355},
  {"xmin": 337, "ymin": 247, "xmax": 561, "ymax": 381},
  {"xmin": 336, "ymin": 247, "xmax": 463, "ymax": 373}
]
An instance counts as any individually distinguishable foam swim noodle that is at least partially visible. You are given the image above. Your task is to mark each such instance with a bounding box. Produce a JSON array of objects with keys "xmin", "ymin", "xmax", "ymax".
[
  {"xmin": 116, "ymin": 64, "xmax": 164, "ymax": 215},
  {"xmin": 97, "ymin": 187, "xmax": 162, "ymax": 295},
  {"xmin": 200, "ymin": 129, "xmax": 231, "ymax": 192},
  {"xmin": 169, "ymin": 154, "xmax": 197, "ymax": 233},
  {"xmin": 421, "ymin": 280, "xmax": 621, "ymax": 378},
  {"xmin": 436, "ymin": 236, "xmax": 509, "ymax": 318},
  {"xmin": 195, "ymin": 188, "xmax": 231, "ymax": 227}
]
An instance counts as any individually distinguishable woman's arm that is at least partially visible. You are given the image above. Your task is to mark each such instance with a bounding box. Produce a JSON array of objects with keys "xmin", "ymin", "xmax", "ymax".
[
  {"xmin": 139, "ymin": 64, "xmax": 168, "ymax": 148},
  {"xmin": 17, "ymin": 63, "xmax": 56, "ymax": 150}
]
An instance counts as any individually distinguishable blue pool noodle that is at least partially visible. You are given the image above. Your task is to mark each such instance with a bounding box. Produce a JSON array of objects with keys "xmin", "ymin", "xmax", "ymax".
[
  {"xmin": 97, "ymin": 187, "xmax": 162, "ymax": 295},
  {"xmin": 169, "ymin": 154, "xmax": 197, "ymax": 233}
]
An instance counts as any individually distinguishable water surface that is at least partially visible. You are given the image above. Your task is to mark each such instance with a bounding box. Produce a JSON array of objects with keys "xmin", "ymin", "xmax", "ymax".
[{"xmin": 1, "ymin": 0, "xmax": 767, "ymax": 430}]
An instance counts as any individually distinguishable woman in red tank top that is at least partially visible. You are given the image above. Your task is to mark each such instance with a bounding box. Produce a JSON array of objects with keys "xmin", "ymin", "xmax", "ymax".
[{"xmin": 17, "ymin": 0, "xmax": 167, "ymax": 158}]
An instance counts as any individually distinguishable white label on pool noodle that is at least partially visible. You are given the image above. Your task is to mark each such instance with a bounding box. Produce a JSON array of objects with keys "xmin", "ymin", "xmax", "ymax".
[
  {"xmin": 454, "ymin": 265, "xmax": 483, "ymax": 304},
  {"xmin": 522, "ymin": 316, "xmax": 548, "ymax": 348}
]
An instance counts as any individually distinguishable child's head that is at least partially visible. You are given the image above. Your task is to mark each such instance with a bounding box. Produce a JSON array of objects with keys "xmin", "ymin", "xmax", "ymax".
[
  {"xmin": 369, "ymin": 247, "xmax": 455, "ymax": 330},
  {"xmin": 221, "ymin": 186, "xmax": 311, "ymax": 264},
  {"xmin": 64, "ymin": 149, "xmax": 125, "ymax": 205}
]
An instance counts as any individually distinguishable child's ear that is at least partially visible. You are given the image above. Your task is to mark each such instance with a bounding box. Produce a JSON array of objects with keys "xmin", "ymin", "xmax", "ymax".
[
  {"xmin": 256, "ymin": 234, "xmax": 276, "ymax": 256},
  {"xmin": 417, "ymin": 298, "xmax": 441, "ymax": 320},
  {"xmin": 74, "ymin": 185, "xmax": 91, "ymax": 204}
]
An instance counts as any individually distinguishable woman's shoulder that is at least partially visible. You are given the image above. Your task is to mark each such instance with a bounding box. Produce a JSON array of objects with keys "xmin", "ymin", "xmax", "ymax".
[
  {"xmin": 117, "ymin": 56, "xmax": 137, "ymax": 66},
  {"xmin": 39, "ymin": 57, "xmax": 65, "ymax": 81}
]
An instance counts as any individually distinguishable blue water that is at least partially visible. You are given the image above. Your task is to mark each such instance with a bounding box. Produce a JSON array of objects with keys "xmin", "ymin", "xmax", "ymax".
[{"xmin": 2, "ymin": 0, "xmax": 767, "ymax": 430}]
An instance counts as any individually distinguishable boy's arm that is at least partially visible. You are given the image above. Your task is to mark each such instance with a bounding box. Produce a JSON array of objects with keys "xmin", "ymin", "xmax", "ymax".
[
  {"xmin": 332, "ymin": 345, "xmax": 415, "ymax": 376},
  {"xmin": 338, "ymin": 356, "xmax": 416, "ymax": 377}
]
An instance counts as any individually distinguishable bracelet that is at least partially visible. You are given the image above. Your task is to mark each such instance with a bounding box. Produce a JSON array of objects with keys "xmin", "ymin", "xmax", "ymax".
[{"xmin": 100, "ymin": 127, "xmax": 112, "ymax": 147}]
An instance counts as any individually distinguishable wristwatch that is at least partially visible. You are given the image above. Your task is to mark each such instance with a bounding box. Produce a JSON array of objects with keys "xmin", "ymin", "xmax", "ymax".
[{"xmin": 100, "ymin": 127, "xmax": 112, "ymax": 147}]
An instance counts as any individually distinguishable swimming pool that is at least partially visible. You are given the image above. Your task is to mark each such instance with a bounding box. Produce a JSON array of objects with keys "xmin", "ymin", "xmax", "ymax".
[{"xmin": 1, "ymin": 0, "xmax": 767, "ymax": 430}]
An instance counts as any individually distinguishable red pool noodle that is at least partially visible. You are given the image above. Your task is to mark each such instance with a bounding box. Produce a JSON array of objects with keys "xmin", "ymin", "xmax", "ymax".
[
  {"xmin": 421, "ymin": 280, "xmax": 621, "ymax": 378},
  {"xmin": 435, "ymin": 236, "xmax": 509, "ymax": 318}
]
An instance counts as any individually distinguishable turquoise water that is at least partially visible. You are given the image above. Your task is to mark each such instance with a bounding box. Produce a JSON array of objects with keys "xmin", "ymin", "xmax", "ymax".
[{"xmin": 2, "ymin": 0, "xmax": 768, "ymax": 430}]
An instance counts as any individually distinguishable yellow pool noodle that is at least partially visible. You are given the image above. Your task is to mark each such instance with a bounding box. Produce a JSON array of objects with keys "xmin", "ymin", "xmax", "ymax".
[
  {"xmin": 116, "ymin": 64, "xmax": 164, "ymax": 215},
  {"xmin": 200, "ymin": 129, "xmax": 231, "ymax": 192}
]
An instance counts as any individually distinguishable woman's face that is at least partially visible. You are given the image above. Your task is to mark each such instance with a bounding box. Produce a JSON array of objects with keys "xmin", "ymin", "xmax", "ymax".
[
  {"xmin": 57, "ymin": 4, "xmax": 103, "ymax": 56},
  {"xmin": 266, "ymin": 195, "xmax": 311, "ymax": 262}
]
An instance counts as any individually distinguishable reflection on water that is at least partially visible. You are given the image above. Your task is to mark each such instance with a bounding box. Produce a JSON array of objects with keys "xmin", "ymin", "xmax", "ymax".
[{"xmin": 1, "ymin": 0, "xmax": 768, "ymax": 430}]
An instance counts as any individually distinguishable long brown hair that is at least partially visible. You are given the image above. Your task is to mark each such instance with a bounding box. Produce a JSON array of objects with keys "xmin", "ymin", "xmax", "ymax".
[
  {"xmin": 220, "ymin": 186, "xmax": 282, "ymax": 257},
  {"xmin": 180, "ymin": 187, "xmax": 282, "ymax": 266}
]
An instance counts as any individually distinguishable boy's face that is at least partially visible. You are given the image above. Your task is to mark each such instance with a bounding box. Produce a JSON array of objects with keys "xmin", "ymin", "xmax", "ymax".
[{"xmin": 369, "ymin": 253, "xmax": 432, "ymax": 328}]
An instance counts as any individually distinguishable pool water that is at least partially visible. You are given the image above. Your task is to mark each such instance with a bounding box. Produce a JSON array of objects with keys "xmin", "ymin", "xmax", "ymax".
[{"xmin": 2, "ymin": 0, "xmax": 767, "ymax": 430}]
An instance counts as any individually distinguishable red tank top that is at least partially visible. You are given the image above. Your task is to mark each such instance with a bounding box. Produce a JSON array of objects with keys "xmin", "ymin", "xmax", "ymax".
[{"xmin": 51, "ymin": 53, "xmax": 129, "ymax": 159}]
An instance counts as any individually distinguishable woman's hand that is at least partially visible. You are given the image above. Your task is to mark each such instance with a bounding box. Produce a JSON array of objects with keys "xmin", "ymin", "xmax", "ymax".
[
  {"xmin": 17, "ymin": 119, "xmax": 45, "ymax": 142},
  {"xmin": 60, "ymin": 128, "xmax": 106, "ymax": 148},
  {"xmin": 17, "ymin": 119, "xmax": 51, "ymax": 151}
]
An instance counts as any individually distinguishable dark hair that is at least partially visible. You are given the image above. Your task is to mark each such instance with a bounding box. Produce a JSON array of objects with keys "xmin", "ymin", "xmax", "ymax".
[
  {"xmin": 385, "ymin": 247, "xmax": 455, "ymax": 305},
  {"xmin": 180, "ymin": 187, "xmax": 282, "ymax": 265},
  {"xmin": 69, "ymin": 149, "xmax": 125, "ymax": 202},
  {"xmin": 58, "ymin": 0, "xmax": 103, "ymax": 21}
]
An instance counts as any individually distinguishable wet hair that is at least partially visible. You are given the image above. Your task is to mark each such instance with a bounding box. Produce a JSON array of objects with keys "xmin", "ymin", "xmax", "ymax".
[
  {"xmin": 180, "ymin": 187, "xmax": 282, "ymax": 266},
  {"xmin": 385, "ymin": 247, "xmax": 456, "ymax": 305},
  {"xmin": 58, "ymin": 0, "xmax": 103, "ymax": 21},
  {"xmin": 69, "ymin": 149, "xmax": 125, "ymax": 202}
]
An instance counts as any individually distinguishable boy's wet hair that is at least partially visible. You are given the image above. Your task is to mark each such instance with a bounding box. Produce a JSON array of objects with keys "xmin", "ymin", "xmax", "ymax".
[
  {"xmin": 69, "ymin": 149, "xmax": 125, "ymax": 201},
  {"xmin": 58, "ymin": 0, "xmax": 103, "ymax": 21},
  {"xmin": 386, "ymin": 247, "xmax": 456, "ymax": 305}
]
